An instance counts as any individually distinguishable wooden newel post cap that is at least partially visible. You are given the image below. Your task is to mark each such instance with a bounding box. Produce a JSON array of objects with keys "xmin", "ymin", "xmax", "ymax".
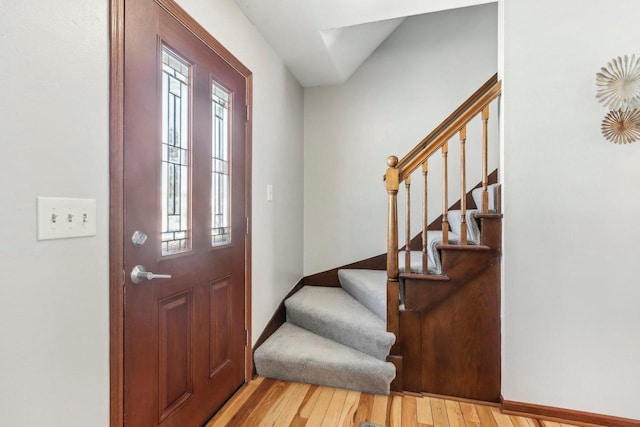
[{"xmin": 387, "ymin": 156, "xmax": 398, "ymax": 168}]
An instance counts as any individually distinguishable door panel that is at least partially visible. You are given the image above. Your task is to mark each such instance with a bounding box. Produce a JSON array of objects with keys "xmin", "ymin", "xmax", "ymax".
[
  {"xmin": 158, "ymin": 290, "xmax": 193, "ymax": 421},
  {"xmin": 123, "ymin": 0, "xmax": 248, "ymax": 425},
  {"xmin": 209, "ymin": 278, "xmax": 232, "ymax": 375}
]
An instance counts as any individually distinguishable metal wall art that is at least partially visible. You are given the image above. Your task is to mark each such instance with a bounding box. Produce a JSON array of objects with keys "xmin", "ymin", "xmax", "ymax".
[{"xmin": 596, "ymin": 54, "xmax": 640, "ymax": 144}]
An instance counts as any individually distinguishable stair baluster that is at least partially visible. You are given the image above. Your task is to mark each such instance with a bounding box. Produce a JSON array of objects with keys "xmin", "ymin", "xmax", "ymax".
[
  {"xmin": 421, "ymin": 161, "xmax": 428, "ymax": 274},
  {"xmin": 441, "ymin": 142, "xmax": 449, "ymax": 245},
  {"xmin": 482, "ymin": 105, "xmax": 490, "ymax": 213},
  {"xmin": 459, "ymin": 125, "xmax": 468, "ymax": 245},
  {"xmin": 404, "ymin": 176, "xmax": 411, "ymax": 274}
]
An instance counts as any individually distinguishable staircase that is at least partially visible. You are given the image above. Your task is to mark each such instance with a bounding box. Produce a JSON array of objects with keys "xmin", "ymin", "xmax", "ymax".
[
  {"xmin": 254, "ymin": 270, "xmax": 395, "ymax": 394},
  {"xmin": 254, "ymin": 74, "xmax": 502, "ymax": 400}
]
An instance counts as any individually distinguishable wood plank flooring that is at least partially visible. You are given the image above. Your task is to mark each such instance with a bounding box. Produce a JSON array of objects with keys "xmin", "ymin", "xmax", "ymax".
[{"xmin": 205, "ymin": 377, "xmax": 601, "ymax": 427}]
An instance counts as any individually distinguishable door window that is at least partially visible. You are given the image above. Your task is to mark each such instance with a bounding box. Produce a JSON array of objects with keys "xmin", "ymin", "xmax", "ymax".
[
  {"xmin": 211, "ymin": 82, "xmax": 231, "ymax": 247},
  {"xmin": 161, "ymin": 46, "xmax": 191, "ymax": 255}
]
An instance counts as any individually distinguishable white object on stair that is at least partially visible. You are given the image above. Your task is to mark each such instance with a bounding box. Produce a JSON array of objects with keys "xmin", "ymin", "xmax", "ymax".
[
  {"xmin": 447, "ymin": 209, "xmax": 481, "ymax": 244},
  {"xmin": 471, "ymin": 183, "xmax": 500, "ymax": 212},
  {"xmin": 398, "ymin": 229, "xmax": 461, "ymax": 275},
  {"xmin": 398, "ymin": 207, "xmax": 485, "ymax": 275}
]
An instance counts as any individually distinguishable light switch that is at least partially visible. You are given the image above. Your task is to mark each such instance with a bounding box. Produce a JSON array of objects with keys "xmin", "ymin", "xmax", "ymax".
[
  {"xmin": 37, "ymin": 197, "xmax": 97, "ymax": 240},
  {"xmin": 267, "ymin": 184, "xmax": 273, "ymax": 201}
]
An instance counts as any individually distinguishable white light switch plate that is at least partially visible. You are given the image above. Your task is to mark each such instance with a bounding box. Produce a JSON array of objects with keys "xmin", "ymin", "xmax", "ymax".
[
  {"xmin": 37, "ymin": 197, "xmax": 97, "ymax": 240},
  {"xmin": 267, "ymin": 184, "xmax": 273, "ymax": 201}
]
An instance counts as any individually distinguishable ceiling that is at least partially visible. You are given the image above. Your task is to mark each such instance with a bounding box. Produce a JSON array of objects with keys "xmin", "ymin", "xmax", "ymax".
[{"xmin": 233, "ymin": 0, "xmax": 496, "ymax": 87}]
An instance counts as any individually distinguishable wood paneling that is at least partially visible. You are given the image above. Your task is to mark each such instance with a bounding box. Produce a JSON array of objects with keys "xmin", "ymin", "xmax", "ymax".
[
  {"xmin": 158, "ymin": 291, "xmax": 193, "ymax": 420},
  {"xmin": 399, "ymin": 310, "xmax": 422, "ymax": 393},
  {"xmin": 210, "ymin": 278, "xmax": 231, "ymax": 376},
  {"xmin": 401, "ymin": 215, "xmax": 502, "ymax": 402}
]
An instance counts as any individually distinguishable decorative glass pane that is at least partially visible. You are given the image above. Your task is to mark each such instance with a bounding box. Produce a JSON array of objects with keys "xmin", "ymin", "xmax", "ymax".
[
  {"xmin": 161, "ymin": 46, "xmax": 191, "ymax": 256},
  {"xmin": 211, "ymin": 82, "xmax": 231, "ymax": 246}
]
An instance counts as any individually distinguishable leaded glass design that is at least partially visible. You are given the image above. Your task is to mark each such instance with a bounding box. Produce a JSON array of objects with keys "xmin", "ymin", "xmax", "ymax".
[
  {"xmin": 211, "ymin": 83, "xmax": 231, "ymax": 246},
  {"xmin": 161, "ymin": 46, "xmax": 191, "ymax": 255}
]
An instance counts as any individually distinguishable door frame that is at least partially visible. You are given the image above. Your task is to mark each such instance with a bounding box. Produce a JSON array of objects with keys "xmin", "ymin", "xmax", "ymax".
[{"xmin": 109, "ymin": 1, "xmax": 253, "ymax": 425}]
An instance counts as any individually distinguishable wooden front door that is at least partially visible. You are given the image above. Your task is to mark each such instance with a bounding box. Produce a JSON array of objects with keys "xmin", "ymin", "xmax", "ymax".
[{"xmin": 122, "ymin": 1, "xmax": 250, "ymax": 425}]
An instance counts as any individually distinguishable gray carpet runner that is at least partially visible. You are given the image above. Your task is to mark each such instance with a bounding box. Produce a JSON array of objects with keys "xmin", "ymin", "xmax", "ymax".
[
  {"xmin": 255, "ymin": 270, "xmax": 397, "ymax": 394},
  {"xmin": 254, "ymin": 322, "xmax": 396, "ymax": 395},
  {"xmin": 285, "ymin": 286, "xmax": 395, "ymax": 360},
  {"xmin": 337, "ymin": 269, "xmax": 387, "ymax": 321}
]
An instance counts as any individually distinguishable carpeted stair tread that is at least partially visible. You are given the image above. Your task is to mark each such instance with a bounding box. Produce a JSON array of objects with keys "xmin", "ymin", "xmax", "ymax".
[
  {"xmin": 338, "ymin": 269, "xmax": 387, "ymax": 321},
  {"xmin": 254, "ymin": 322, "xmax": 396, "ymax": 395},
  {"xmin": 285, "ymin": 286, "xmax": 395, "ymax": 360}
]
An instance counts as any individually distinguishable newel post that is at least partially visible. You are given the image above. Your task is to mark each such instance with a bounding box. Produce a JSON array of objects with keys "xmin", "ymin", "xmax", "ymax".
[
  {"xmin": 386, "ymin": 155, "xmax": 399, "ymax": 283},
  {"xmin": 385, "ymin": 156, "xmax": 400, "ymax": 347},
  {"xmin": 385, "ymin": 156, "xmax": 403, "ymax": 390}
]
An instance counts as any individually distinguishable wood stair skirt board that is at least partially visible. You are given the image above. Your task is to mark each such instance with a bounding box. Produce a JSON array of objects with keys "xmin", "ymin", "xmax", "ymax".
[
  {"xmin": 502, "ymin": 399, "xmax": 640, "ymax": 427},
  {"xmin": 396, "ymin": 214, "xmax": 501, "ymax": 402}
]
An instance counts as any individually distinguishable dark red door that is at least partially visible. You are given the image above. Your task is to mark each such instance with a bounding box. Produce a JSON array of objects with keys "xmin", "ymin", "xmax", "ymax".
[{"xmin": 122, "ymin": 1, "xmax": 248, "ymax": 425}]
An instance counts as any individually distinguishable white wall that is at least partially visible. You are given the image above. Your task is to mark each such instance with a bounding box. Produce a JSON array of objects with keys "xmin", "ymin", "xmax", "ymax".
[
  {"xmin": 502, "ymin": 0, "xmax": 640, "ymax": 419},
  {"xmin": 304, "ymin": 4, "xmax": 498, "ymax": 275},
  {"xmin": 0, "ymin": 0, "xmax": 110, "ymax": 425},
  {"xmin": 0, "ymin": 0, "xmax": 303, "ymax": 425}
]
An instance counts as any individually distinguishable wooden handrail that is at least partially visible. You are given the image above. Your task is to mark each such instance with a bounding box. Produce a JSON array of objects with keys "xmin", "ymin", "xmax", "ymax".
[
  {"xmin": 398, "ymin": 80, "xmax": 501, "ymax": 182},
  {"xmin": 395, "ymin": 73, "xmax": 498, "ymax": 172}
]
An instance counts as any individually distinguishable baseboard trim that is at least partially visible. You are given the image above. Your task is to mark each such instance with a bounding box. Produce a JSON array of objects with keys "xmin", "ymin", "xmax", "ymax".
[{"xmin": 501, "ymin": 399, "xmax": 640, "ymax": 427}]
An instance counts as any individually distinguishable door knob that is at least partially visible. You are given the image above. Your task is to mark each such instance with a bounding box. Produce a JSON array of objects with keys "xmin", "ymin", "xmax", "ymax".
[
  {"xmin": 130, "ymin": 265, "xmax": 172, "ymax": 284},
  {"xmin": 131, "ymin": 230, "xmax": 148, "ymax": 247}
]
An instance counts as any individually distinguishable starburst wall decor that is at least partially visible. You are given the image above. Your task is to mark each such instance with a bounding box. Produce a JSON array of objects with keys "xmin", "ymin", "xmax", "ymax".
[
  {"xmin": 601, "ymin": 109, "xmax": 640, "ymax": 145},
  {"xmin": 596, "ymin": 54, "xmax": 640, "ymax": 144}
]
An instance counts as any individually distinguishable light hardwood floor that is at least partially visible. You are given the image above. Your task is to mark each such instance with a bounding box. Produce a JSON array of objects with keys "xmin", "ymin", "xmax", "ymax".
[{"xmin": 205, "ymin": 377, "xmax": 599, "ymax": 427}]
